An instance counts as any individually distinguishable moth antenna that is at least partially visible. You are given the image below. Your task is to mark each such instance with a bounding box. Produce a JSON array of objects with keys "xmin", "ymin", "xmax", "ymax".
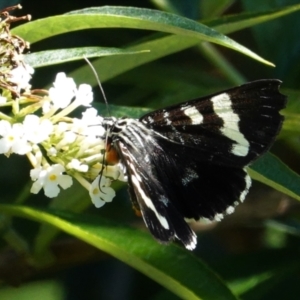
[
  {"xmin": 83, "ymin": 57, "xmax": 112, "ymax": 191},
  {"xmin": 84, "ymin": 56, "xmax": 111, "ymax": 116}
]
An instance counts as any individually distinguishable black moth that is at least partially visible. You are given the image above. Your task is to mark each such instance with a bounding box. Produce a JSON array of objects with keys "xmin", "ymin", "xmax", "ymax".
[{"xmin": 102, "ymin": 80, "xmax": 286, "ymax": 250}]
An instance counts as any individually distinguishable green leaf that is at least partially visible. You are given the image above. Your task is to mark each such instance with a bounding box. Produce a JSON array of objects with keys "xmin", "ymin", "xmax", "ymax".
[
  {"xmin": 204, "ymin": 3, "xmax": 300, "ymax": 34},
  {"xmin": 24, "ymin": 47, "xmax": 149, "ymax": 68},
  {"xmin": 267, "ymin": 219, "xmax": 300, "ymax": 237},
  {"xmin": 239, "ymin": 267, "xmax": 300, "ymax": 300},
  {"xmin": 34, "ymin": 182, "xmax": 90, "ymax": 254},
  {"xmin": 215, "ymin": 249, "xmax": 300, "ymax": 297},
  {"xmin": 0, "ymin": 205, "xmax": 238, "ymax": 300},
  {"xmin": 68, "ymin": 4, "xmax": 300, "ymax": 86},
  {"xmin": 12, "ymin": 6, "xmax": 272, "ymax": 65},
  {"xmin": 241, "ymin": 1, "xmax": 300, "ymax": 81},
  {"xmin": 96, "ymin": 102, "xmax": 150, "ymax": 119},
  {"xmin": 201, "ymin": 0, "xmax": 235, "ymax": 18},
  {"xmin": 210, "ymin": 248, "xmax": 300, "ymax": 281},
  {"xmin": 280, "ymin": 88, "xmax": 300, "ymax": 136},
  {"xmin": 284, "ymin": 88, "xmax": 300, "ymax": 114},
  {"xmin": 228, "ymin": 272, "xmax": 273, "ymax": 296},
  {"xmin": 70, "ymin": 34, "xmax": 199, "ymax": 85},
  {"xmin": 249, "ymin": 152, "xmax": 300, "ymax": 202}
]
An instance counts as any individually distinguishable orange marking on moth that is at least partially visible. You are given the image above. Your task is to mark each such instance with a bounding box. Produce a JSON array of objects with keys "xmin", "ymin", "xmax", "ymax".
[
  {"xmin": 105, "ymin": 144, "xmax": 120, "ymax": 165},
  {"xmin": 132, "ymin": 205, "xmax": 142, "ymax": 217}
]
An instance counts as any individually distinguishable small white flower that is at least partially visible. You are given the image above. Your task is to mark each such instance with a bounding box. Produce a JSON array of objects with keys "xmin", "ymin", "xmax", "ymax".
[
  {"xmin": 71, "ymin": 119, "xmax": 104, "ymax": 146},
  {"xmin": 9, "ymin": 64, "xmax": 34, "ymax": 92},
  {"xmin": 42, "ymin": 98, "xmax": 52, "ymax": 114},
  {"xmin": 23, "ymin": 115, "xmax": 53, "ymax": 143},
  {"xmin": 11, "ymin": 53, "xmax": 25, "ymax": 65},
  {"xmin": 70, "ymin": 118, "xmax": 92, "ymax": 136},
  {"xmin": 55, "ymin": 131, "xmax": 77, "ymax": 149},
  {"xmin": 55, "ymin": 121, "xmax": 69, "ymax": 134},
  {"xmin": 0, "ymin": 96, "xmax": 7, "ymax": 104},
  {"xmin": 80, "ymin": 108, "xmax": 105, "ymax": 137},
  {"xmin": 89, "ymin": 175, "xmax": 116, "ymax": 208},
  {"xmin": 30, "ymin": 164, "xmax": 73, "ymax": 198},
  {"xmin": 48, "ymin": 73, "xmax": 76, "ymax": 109},
  {"xmin": 104, "ymin": 164, "xmax": 126, "ymax": 181},
  {"xmin": 67, "ymin": 159, "xmax": 88, "ymax": 172},
  {"xmin": 30, "ymin": 146, "xmax": 42, "ymax": 167},
  {"xmin": 81, "ymin": 108, "xmax": 103, "ymax": 124},
  {"xmin": 47, "ymin": 147, "xmax": 57, "ymax": 156},
  {"xmin": 115, "ymin": 163, "xmax": 127, "ymax": 182},
  {"xmin": 0, "ymin": 120, "xmax": 31, "ymax": 155},
  {"xmin": 75, "ymin": 84, "xmax": 93, "ymax": 106}
]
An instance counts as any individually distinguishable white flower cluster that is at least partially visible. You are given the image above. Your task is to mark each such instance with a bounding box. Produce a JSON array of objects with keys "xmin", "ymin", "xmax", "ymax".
[
  {"xmin": 9, "ymin": 64, "xmax": 34, "ymax": 93},
  {"xmin": 0, "ymin": 70, "xmax": 125, "ymax": 208}
]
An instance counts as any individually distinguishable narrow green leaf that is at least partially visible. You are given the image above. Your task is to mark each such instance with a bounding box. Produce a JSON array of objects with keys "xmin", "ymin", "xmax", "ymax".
[
  {"xmin": 228, "ymin": 259, "xmax": 300, "ymax": 298},
  {"xmin": 198, "ymin": 42, "xmax": 246, "ymax": 85},
  {"xmin": 281, "ymin": 88, "xmax": 300, "ymax": 136},
  {"xmin": 282, "ymin": 114, "xmax": 300, "ymax": 136},
  {"xmin": 267, "ymin": 219, "xmax": 300, "ymax": 237},
  {"xmin": 201, "ymin": 0, "xmax": 235, "ymax": 18},
  {"xmin": 12, "ymin": 6, "xmax": 272, "ymax": 65},
  {"xmin": 204, "ymin": 3, "xmax": 300, "ymax": 34},
  {"xmin": 68, "ymin": 4, "xmax": 300, "ymax": 86},
  {"xmin": 24, "ymin": 47, "xmax": 149, "ymax": 68},
  {"xmin": 70, "ymin": 34, "xmax": 198, "ymax": 85},
  {"xmin": 249, "ymin": 153, "xmax": 300, "ymax": 201},
  {"xmin": 239, "ymin": 267, "xmax": 299, "ymax": 300},
  {"xmin": 34, "ymin": 182, "xmax": 90, "ymax": 254},
  {"xmin": 210, "ymin": 248, "xmax": 300, "ymax": 298},
  {"xmin": 228, "ymin": 272, "xmax": 273, "ymax": 296},
  {"xmin": 284, "ymin": 88, "xmax": 300, "ymax": 114},
  {"xmin": 0, "ymin": 205, "xmax": 238, "ymax": 300},
  {"xmin": 210, "ymin": 248, "xmax": 300, "ymax": 281},
  {"xmin": 241, "ymin": 1, "xmax": 300, "ymax": 81}
]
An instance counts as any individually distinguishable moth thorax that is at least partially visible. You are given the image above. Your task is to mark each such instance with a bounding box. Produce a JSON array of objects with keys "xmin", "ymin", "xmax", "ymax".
[{"xmin": 105, "ymin": 143, "xmax": 120, "ymax": 165}]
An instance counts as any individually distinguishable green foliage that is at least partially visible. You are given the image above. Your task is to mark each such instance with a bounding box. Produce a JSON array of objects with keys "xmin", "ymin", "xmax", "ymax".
[{"xmin": 1, "ymin": 1, "xmax": 300, "ymax": 299}]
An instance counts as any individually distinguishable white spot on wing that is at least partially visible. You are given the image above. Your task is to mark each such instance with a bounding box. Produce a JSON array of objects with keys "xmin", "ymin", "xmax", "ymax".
[
  {"xmin": 211, "ymin": 93, "xmax": 250, "ymax": 156},
  {"xmin": 186, "ymin": 242, "xmax": 197, "ymax": 251},
  {"xmin": 182, "ymin": 106, "xmax": 204, "ymax": 125},
  {"xmin": 226, "ymin": 206, "xmax": 235, "ymax": 214},
  {"xmin": 214, "ymin": 213, "xmax": 224, "ymax": 222},
  {"xmin": 147, "ymin": 116, "xmax": 154, "ymax": 123},
  {"xmin": 180, "ymin": 232, "xmax": 197, "ymax": 251},
  {"xmin": 163, "ymin": 111, "xmax": 172, "ymax": 125},
  {"xmin": 240, "ymin": 172, "xmax": 252, "ymax": 202},
  {"xmin": 211, "ymin": 171, "xmax": 251, "ymax": 221}
]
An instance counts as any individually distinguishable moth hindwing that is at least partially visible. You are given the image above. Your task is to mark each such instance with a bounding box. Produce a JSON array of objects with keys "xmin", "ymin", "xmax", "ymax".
[{"xmin": 102, "ymin": 79, "xmax": 286, "ymax": 250}]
